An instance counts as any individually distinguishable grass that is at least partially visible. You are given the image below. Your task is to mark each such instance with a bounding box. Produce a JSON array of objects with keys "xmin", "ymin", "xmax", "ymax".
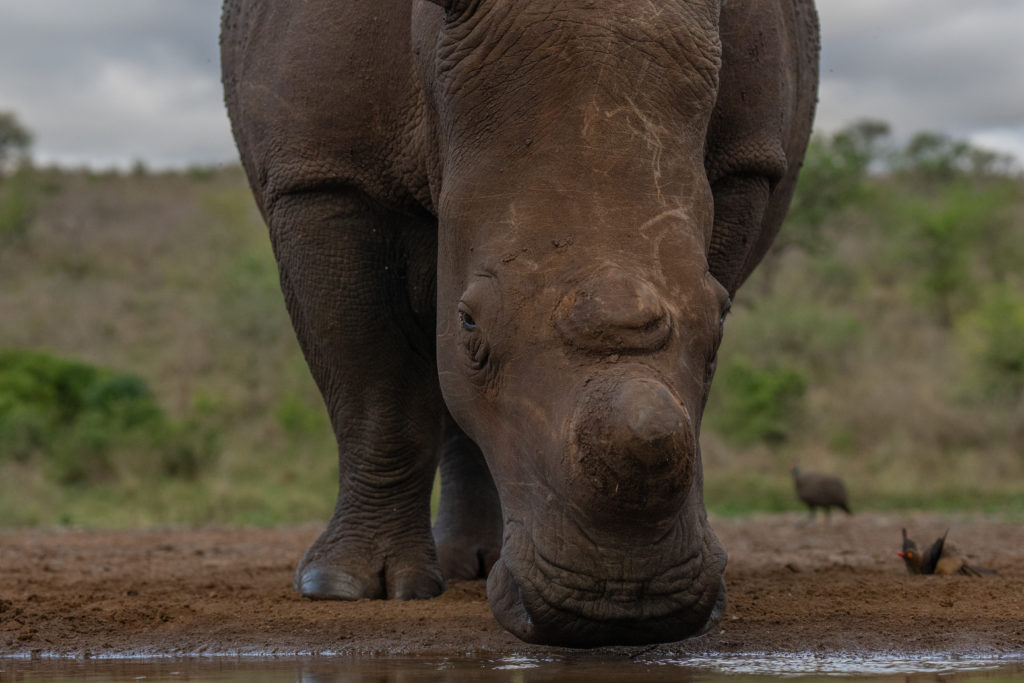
[
  {"xmin": 0, "ymin": 158, "xmax": 1021, "ymax": 528},
  {"xmin": 0, "ymin": 167, "xmax": 338, "ymax": 527},
  {"xmin": 703, "ymin": 469, "xmax": 1024, "ymax": 522}
]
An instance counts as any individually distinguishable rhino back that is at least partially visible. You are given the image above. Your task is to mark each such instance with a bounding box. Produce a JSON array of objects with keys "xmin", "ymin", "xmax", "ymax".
[{"xmin": 221, "ymin": 0, "xmax": 432, "ymax": 217}]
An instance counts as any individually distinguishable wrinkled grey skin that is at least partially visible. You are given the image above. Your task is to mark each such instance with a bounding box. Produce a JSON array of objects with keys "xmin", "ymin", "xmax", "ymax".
[{"xmin": 221, "ymin": 0, "xmax": 818, "ymax": 647}]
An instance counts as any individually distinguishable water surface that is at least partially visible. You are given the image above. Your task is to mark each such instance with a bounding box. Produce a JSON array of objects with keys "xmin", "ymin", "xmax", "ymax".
[{"xmin": 3, "ymin": 653, "xmax": 1023, "ymax": 682}]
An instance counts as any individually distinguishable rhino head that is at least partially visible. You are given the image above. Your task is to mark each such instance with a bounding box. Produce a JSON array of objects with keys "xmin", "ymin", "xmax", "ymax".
[{"xmin": 417, "ymin": 0, "xmax": 730, "ymax": 646}]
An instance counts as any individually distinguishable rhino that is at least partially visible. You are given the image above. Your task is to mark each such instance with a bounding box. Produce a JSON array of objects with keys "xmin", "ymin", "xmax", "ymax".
[{"xmin": 221, "ymin": 0, "xmax": 819, "ymax": 647}]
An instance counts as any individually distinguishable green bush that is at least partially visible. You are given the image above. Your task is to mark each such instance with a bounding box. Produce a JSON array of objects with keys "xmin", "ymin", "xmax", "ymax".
[
  {"xmin": 0, "ymin": 349, "xmax": 216, "ymax": 485},
  {"xmin": 964, "ymin": 291, "xmax": 1024, "ymax": 399},
  {"xmin": 706, "ymin": 357, "xmax": 807, "ymax": 447},
  {"xmin": 892, "ymin": 188, "xmax": 977, "ymax": 326},
  {"xmin": 882, "ymin": 176, "xmax": 1018, "ymax": 328},
  {"xmin": 158, "ymin": 417, "xmax": 220, "ymax": 480}
]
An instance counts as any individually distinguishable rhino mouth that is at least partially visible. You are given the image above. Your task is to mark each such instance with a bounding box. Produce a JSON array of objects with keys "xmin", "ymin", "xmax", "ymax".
[{"xmin": 487, "ymin": 515, "xmax": 727, "ymax": 647}]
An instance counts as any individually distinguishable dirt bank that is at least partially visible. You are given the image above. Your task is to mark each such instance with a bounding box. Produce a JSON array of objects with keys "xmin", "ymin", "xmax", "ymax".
[{"xmin": 2, "ymin": 512, "xmax": 1022, "ymax": 658}]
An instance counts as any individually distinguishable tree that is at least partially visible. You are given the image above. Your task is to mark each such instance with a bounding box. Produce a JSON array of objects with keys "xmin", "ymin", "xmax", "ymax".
[
  {"xmin": 779, "ymin": 119, "xmax": 891, "ymax": 255},
  {"xmin": 0, "ymin": 112, "xmax": 35, "ymax": 240},
  {"xmin": 896, "ymin": 181, "xmax": 1017, "ymax": 328},
  {"xmin": 0, "ymin": 111, "xmax": 33, "ymax": 176},
  {"xmin": 892, "ymin": 131, "xmax": 1019, "ymax": 182},
  {"xmin": 752, "ymin": 120, "xmax": 891, "ymax": 296}
]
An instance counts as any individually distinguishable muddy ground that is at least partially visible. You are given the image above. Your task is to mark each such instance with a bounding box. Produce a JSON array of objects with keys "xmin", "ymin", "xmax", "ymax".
[{"xmin": 2, "ymin": 512, "xmax": 1022, "ymax": 659}]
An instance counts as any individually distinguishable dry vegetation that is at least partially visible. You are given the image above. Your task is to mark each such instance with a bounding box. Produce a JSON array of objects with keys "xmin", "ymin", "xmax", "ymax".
[
  {"xmin": 0, "ymin": 167, "xmax": 337, "ymax": 526},
  {"xmin": 0, "ymin": 120, "xmax": 1022, "ymax": 528},
  {"xmin": 704, "ymin": 124, "xmax": 1024, "ymax": 515}
]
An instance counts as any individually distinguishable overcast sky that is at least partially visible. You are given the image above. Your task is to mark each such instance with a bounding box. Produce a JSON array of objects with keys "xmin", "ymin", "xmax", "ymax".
[{"xmin": 1, "ymin": 1, "xmax": 1022, "ymax": 169}]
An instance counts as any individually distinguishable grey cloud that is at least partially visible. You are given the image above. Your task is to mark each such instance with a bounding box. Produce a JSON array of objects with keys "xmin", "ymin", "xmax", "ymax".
[
  {"xmin": 0, "ymin": 1, "xmax": 1022, "ymax": 167},
  {"xmin": 0, "ymin": 0, "xmax": 229, "ymax": 168},
  {"xmin": 817, "ymin": 1, "xmax": 1024, "ymax": 138}
]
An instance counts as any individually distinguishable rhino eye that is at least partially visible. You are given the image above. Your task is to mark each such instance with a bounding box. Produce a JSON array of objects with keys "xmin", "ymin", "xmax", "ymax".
[{"xmin": 459, "ymin": 310, "xmax": 477, "ymax": 331}]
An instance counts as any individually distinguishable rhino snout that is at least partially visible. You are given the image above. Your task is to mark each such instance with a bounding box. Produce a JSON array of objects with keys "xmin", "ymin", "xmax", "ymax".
[{"xmin": 569, "ymin": 377, "xmax": 695, "ymax": 519}]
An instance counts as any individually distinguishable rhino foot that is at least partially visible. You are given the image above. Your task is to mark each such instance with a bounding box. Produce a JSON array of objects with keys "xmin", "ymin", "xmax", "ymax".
[
  {"xmin": 294, "ymin": 535, "xmax": 445, "ymax": 601},
  {"xmin": 433, "ymin": 414, "xmax": 502, "ymax": 582},
  {"xmin": 433, "ymin": 483, "xmax": 502, "ymax": 582},
  {"xmin": 434, "ymin": 535, "xmax": 500, "ymax": 583}
]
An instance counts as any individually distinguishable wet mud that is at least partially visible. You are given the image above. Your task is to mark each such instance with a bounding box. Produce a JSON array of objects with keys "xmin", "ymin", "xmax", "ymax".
[{"xmin": 2, "ymin": 512, "xmax": 1022, "ymax": 659}]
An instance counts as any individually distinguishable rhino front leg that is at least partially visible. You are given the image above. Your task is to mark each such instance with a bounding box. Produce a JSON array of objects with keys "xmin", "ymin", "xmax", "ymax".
[
  {"xmin": 269, "ymin": 188, "xmax": 444, "ymax": 601},
  {"xmin": 433, "ymin": 411, "xmax": 502, "ymax": 582}
]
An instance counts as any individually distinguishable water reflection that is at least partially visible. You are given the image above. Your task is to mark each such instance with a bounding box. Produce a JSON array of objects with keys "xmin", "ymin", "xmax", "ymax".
[{"xmin": 2, "ymin": 654, "xmax": 1023, "ymax": 682}]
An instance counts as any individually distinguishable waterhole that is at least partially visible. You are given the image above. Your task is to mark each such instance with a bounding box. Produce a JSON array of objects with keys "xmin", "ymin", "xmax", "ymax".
[{"xmin": 2, "ymin": 652, "xmax": 1022, "ymax": 682}]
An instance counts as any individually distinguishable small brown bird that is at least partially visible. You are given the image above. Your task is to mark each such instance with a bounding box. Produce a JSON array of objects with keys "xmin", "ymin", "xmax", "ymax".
[
  {"xmin": 791, "ymin": 464, "xmax": 851, "ymax": 520},
  {"xmin": 898, "ymin": 528, "xmax": 997, "ymax": 577}
]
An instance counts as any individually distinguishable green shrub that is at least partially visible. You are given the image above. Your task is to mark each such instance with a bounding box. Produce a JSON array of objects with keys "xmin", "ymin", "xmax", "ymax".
[
  {"xmin": 157, "ymin": 417, "xmax": 220, "ymax": 480},
  {"xmin": 0, "ymin": 403, "xmax": 47, "ymax": 463},
  {"xmin": 886, "ymin": 182, "xmax": 1017, "ymax": 327},
  {"xmin": 0, "ymin": 349, "xmax": 216, "ymax": 485},
  {"xmin": 964, "ymin": 291, "xmax": 1024, "ymax": 399},
  {"xmin": 782, "ymin": 122, "xmax": 888, "ymax": 245},
  {"xmin": 706, "ymin": 357, "xmax": 807, "ymax": 447}
]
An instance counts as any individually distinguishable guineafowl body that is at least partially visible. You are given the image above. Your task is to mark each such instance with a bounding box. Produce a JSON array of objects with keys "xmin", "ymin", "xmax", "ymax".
[{"xmin": 791, "ymin": 465, "xmax": 851, "ymax": 517}]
